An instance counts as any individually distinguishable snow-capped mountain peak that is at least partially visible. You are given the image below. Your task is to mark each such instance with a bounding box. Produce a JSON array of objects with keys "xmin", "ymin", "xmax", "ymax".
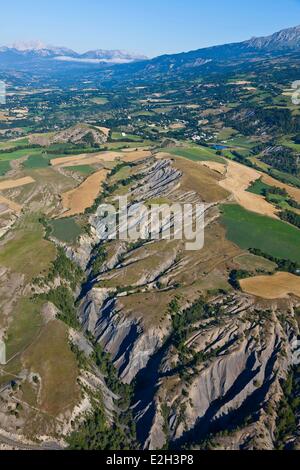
[
  {"xmin": 0, "ymin": 41, "xmax": 147, "ymax": 64},
  {"xmin": 11, "ymin": 40, "xmax": 48, "ymax": 51}
]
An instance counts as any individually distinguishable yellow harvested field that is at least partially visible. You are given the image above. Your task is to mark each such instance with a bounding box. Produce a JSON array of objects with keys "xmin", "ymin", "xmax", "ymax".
[
  {"xmin": 0, "ymin": 194, "xmax": 22, "ymax": 213},
  {"xmin": 200, "ymin": 161, "xmax": 227, "ymax": 175},
  {"xmin": 121, "ymin": 150, "xmax": 152, "ymax": 162},
  {"xmin": 95, "ymin": 126, "xmax": 110, "ymax": 137},
  {"xmin": 0, "ymin": 176, "xmax": 35, "ymax": 190},
  {"xmin": 169, "ymin": 122, "xmax": 185, "ymax": 130},
  {"xmin": 240, "ymin": 272, "xmax": 300, "ymax": 300},
  {"xmin": 52, "ymin": 150, "xmax": 151, "ymax": 168},
  {"xmin": 261, "ymin": 174, "xmax": 300, "ymax": 204},
  {"xmin": 60, "ymin": 169, "xmax": 108, "ymax": 217},
  {"xmin": 219, "ymin": 160, "xmax": 278, "ymax": 218},
  {"xmin": 51, "ymin": 151, "xmax": 123, "ymax": 167}
]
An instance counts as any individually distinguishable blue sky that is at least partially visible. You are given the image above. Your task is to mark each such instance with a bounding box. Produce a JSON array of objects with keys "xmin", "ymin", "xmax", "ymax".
[{"xmin": 1, "ymin": 0, "xmax": 300, "ymax": 57}]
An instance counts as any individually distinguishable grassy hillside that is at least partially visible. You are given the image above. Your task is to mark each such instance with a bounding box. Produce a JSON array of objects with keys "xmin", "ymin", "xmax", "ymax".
[
  {"xmin": 221, "ymin": 204, "xmax": 300, "ymax": 263},
  {"xmin": 161, "ymin": 145, "xmax": 225, "ymax": 163}
]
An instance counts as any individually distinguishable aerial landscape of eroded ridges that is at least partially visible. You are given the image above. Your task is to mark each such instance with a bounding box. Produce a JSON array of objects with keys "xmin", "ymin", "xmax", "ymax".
[{"xmin": 0, "ymin": 21, "xmax": 300, "ymax": 451}]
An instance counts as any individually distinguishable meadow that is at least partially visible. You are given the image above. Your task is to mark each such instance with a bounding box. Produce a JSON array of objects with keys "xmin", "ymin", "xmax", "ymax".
[
  {"xmin": 0, "ymin": 147, "xmax": 44, "ymax": 175},
  {"xmin": 161, "ymin": 145, "xmax": 225, "ymax": 163},
  {"xmin": 65, "ymin": 165, "xmax": 95, "ymax": 175},
  {"xmin": 0, "ymin": 160, "xmax": 11, "ymax": 176},
  {"xmin": 23, "ymin": 153, "xmax": 51, "ymax": 169},
  {"xmin": 0, "ymin": 147, "xmax": 42, "ymax": 162},
  {"xmin": 0, "ymin": 215, "xmax": 56, "ymax": 281},
  {"xmin": 247, "ymin": 178, "xmax": 272, "ymax": 195},
  {"xmin": 221, "ymin": 204, "xmax": 300, "ymax": 263},
  {"xmin": 48, "ymin": 218, "xmax": 82, "ymax": 243}
]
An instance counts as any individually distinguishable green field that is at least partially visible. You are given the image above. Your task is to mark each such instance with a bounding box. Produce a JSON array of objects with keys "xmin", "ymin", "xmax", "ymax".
[
  {"xmin": 161, "ymin": 146, "xmax": 225, "ymax": 163},
  {"xmin": 227, "ymin": 136, "xmax": 256, "ymax": 149},
  {"xmin": 0, "ymin": 160, "xmax": 11, "ymax": 176},
  {"xmin": 132, "ymin": 110, "xmax": 155, "ymax": 117},
  {"xmin": 217, "ymin": 127, "xmax": 238, "ymax": 141},
  {"xmin": 0, "ymin": 138, "xmax": 29, "ymax": 150},
  {"xmin": 49, "ymin": 218, "xmax": 82, "ymax": 243},
  {"xmin": 23, "ymin": 153, "xmax": 51, "ymax": 169},
  {"xmin": 280, "ymin": 138, "xmax": 300, "ymax": 152},
  {"xmin": 234, "ymin": 253, "xmax": 277, "ymax": 273},
  {"xmin": 0, "ymin": 147, "xmax": 43, "ymax": 174},
  {"xmin": 106, "ymin": 140, "xmax": 152, "ymax": 150},
  {"xmin": 66, "ymin": 165, "xmax": 95, "ymax": 175},
  {"xmin": 221, "ymin": 204, "xmax": 300, "ymax": 263},
  {"xmin": 0, "ymin": 147, "xmax": 41, "ymax": 162},
  {"xmin": 0, "ymin": 215, "xmax": 56, "ymax": 281},
  {"xmin": 247, "ymin": 178, "xmax": 272, "ymax": 195},
  {"xmin": 5, "ymin": 297, "xmax": 43, "ymax": 360}
]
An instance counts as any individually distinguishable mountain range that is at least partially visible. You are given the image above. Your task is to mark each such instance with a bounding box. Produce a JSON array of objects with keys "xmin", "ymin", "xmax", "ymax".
[
  {"xmin": 1, "ymin": 25, "xmax": 300, "ymax": 77},
  {"xmin": 0, "ymin": 41, "xmax": 147, "ymax": 64}
]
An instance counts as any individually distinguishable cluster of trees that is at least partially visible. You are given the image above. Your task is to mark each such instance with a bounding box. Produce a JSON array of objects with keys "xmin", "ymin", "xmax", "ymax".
[
  {"xmin": 268, "ymin": 168, "xmax": 300, "ymax": 189},
  {"xmin": 67, "ymin": 407, "xmax": 135, "ymax": 450},
  {"xmin": 34, "ymin": 247, "xmax": 84, "ymax": 328},
  {"xmin": 261, "ymin": 187, "xmax": 300, "ymax": 209},
  {"xmin": 294, "ymin": 135, "xmax": 300, "ymax": 145},
  {"xmin": 275, "ymin": 366, "xmax": 300, "ymax": 449},
  {"xmin": 263, "ymin": 187, "xmax": 287, "ymax": 198},
  {"xmin": 86, "ymin": 162, "xmax": 144, "ymax": 215},
  {"xmin": 249, "ymin": 248, "xmax": 300, "ymax": 275},
  {"xmin": 67, "ymin": 338, "xmax": 136, "ymax": 450},
  {"xmin": 257, "ymin": 108, "xmax": 300, "ymax": 134},
  {"xmin": 287, "ymin": 198, "xmax": 300, "ymax": 210},
  {"xmin": 39, "ymin": 286, "xmax": 79, "ymax": 329},
  {"xmin": 47, "ymin": 247, "xmax": 83, "ymax": 290},
  {"xmin": 279, "ymin": 209, "xmax": 300, "ymax": 229},
  {"xmin": 0, "ymin": 143, "xmax": 41, "ymax": 154},
  {"xmin": 170, "ymin": 297, "xmax": 216, "ymax": 363},
  {"xmin": 261, "ymin": 147, "xmax": 299, "ymax": 176},
  {"xmin": 226, "ymin": 106, "xmax": 300, "ymax": 138},
  {"xmin": 34, "ymin": 241, "xmax": 137, "ymax": 449},
  {"xmin": 92, "ymin": 343, "xmax": 134, "ymax": 407},
  {"xmin": 231, "ymin": 150, "xmax": 253, "ymax": 166},
  {"xmin": 89, "ymin": 245, "xmax": 107, "ymax": 279},
  {"xmin": 229, "ymin": 270, "xmax": 251, "ymax": 290},
  {"xmin": 46, "ymin": 145, "xmax": 106, "ymax": 155}
]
